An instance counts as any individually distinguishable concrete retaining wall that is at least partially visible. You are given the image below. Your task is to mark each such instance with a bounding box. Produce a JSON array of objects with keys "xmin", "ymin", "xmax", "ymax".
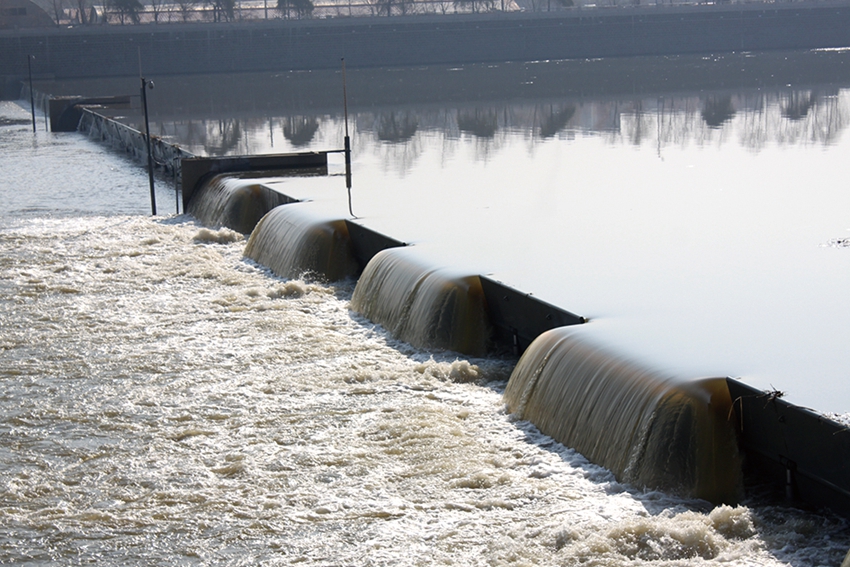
[{"xmin": 4, "ymin": 2, "xmax": 850, "ymax": 97}]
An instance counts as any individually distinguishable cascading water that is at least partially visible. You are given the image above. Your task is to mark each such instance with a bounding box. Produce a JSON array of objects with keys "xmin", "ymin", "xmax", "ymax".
[
  {"xmin": 186, "ymin": 173, "xmax": 298, "ymax": 234},
  {"xmin": 244, "ymin": 204, "xmax": 360, "ymax": 282},
  {"xmin": 244, "ymin": 207, "xmax": 739, "ymax": 503},
  {"xmin": 350, "ymin": 247, "xmax": 491, "ymax": 356},
  {"xmin": 503, "ymin": 327, "xmax": 742, "ymax": 504}
]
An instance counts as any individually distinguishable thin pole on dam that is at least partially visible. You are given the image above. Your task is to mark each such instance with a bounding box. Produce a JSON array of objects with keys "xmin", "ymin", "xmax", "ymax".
[
  {"xmin": 139, "ymin": 49, "xmax": 157, "ymax": 216},
  {"xmin": 27, "ymin": 55, "xmax": 35, "ymax": 134},
  {"xmin": 342, "ymin": 58, "xmax": 354, "ymax": 218}
]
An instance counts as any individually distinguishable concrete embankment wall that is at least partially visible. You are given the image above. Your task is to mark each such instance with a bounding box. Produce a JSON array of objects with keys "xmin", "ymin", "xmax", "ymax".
[{"xmin": 4, "ymin": 2, "xmax": 850, "ymax": 97}]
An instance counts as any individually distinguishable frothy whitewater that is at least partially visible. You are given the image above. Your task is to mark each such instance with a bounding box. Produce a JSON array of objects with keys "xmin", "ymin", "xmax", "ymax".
[{"xmin": 1, "ymin": 101, "xmax": 847, "ymax": 566}]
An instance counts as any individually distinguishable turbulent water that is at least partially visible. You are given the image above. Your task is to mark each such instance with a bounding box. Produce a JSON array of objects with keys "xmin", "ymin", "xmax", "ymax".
[{"xmin": 2, "ymin": 100, "xmax": 849, "ymax": 566}]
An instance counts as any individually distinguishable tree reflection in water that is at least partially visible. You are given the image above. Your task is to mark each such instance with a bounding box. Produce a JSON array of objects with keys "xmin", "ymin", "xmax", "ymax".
[
  {"xmin": 701, "ymin": 96, "xmax": 737, "ymax": 129},
  {"xmin": 284, "ymin": 116, "xmax": 321, "ymax": 147},
  {"xmin": 538, "ymin": 104, "xmax": 576, "ymax": 139},
  {"xmin": 377, "ymin": 112, "xmax": 418, "ymax": 143},
  {"xmin": 457, "ymin": 108, "xmax": 498, "ymax": 138},
  {"xmin": 612, "ymin": 90, "xmax": 848, "ymax": 154},
  {"xmin": 148, "ymin": 87, "xmax": 850, "ymax": 171},
  {"xmin": 782, "ymin": 91, "xmax": 817, "ymax": 121},
  {"xmin": 203, "ymin": 119, "xmax": 243, "ymax": 156}
]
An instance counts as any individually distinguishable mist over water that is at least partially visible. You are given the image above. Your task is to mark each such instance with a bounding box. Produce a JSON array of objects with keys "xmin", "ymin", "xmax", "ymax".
[{"xmin": 3, "ymin": 50, "xmax": 850, "ymax": 565}]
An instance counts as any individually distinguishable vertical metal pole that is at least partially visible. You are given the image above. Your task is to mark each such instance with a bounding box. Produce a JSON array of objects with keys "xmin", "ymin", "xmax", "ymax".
[
  {"xmin": 141, "ymin": 77, "xmax": 157, "ymax": 216},
  {"xmin": 174, "ymin": 156, "xmax": 180, "ymax": 215},
  {"xmin": 139, "ymin": 49, "xmax": 157, "ymax": 215},
  {"xmin": 341, "ymin": 58, "xmax": 354, "ymax": 218},
  {"xmin": 27, "ymin": 55, "xmax": 36, "ymax": 134}
]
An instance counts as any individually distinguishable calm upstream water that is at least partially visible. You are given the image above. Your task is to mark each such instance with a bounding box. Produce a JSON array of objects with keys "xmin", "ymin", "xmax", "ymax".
[{"xmin": 2, "ymin": 51, "xmax": 850, "ymax": 565}]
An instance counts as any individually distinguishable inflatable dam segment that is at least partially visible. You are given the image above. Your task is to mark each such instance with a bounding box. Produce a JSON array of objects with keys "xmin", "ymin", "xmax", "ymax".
[{"xmin": 504, "ymin": 327, "xmax": 743, "ymax": 504}]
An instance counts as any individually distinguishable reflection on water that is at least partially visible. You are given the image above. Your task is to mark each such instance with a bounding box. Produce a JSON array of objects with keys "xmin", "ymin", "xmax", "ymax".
[
  {"xmin": 149, "ymin": 87, "xmax": 850, "ymax": 173},
  {"xmin": 457, "ymin": 108, "xmax": 500, "ymax": 139},
  {"xmin": 701, "ymin": 96, "xmax": 736, "ymax": 129},
  {"xmin": 31, "ymin": 50, "xmax": 850, "ymax": 162},
  {"xmin": 376, "ymin": 111, "xmax": 418, "ymax": 143},
  {"xmin": 539, "ymin": 104, "xmax": 576, "ymax": 139},
  {"xmin": 5, "ymin": 56, "xmax": 850, "ymax": 565},
  {"xmin": 782, "ymin": 91, "xmax": 817, "ymax": 121},
  {"xmin": 284, "ymin": 116, "xmax": 321, "ymax": 147}
]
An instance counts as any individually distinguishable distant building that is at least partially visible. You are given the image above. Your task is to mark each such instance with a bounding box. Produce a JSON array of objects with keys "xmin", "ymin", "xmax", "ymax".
[{"xmin": 0, "ymin": 0, "xmax": 55, "ymax": 29}]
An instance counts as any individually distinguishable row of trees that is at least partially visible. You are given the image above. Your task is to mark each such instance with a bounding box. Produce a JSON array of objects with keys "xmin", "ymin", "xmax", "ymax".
[
  {"xmin": 47, "ymin": 0, "xmax": 576, "ymax": 26},
  {"xmin": 361, "ymin": 0, "xmax": 571, "ymax": 17},
  {"xmin": 47, "ymin": 0, "xmax": 316, "ymax": 25}
]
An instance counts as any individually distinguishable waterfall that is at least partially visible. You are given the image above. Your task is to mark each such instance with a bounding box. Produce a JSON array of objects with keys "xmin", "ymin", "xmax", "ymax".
[
  {"xmin": 244, "ymin": 205, "xmax": 360, "ymax": 282},
  {"xmin": 504, "ymin": 327, "xmax": 742, "ymax": 503},
  {"xmin": 351, "ymin": 247, "xmax": 491, "ymax": 356},
  {"xmin": 187, "ymin": 173, "xmax": 298, "ymax": 234}
]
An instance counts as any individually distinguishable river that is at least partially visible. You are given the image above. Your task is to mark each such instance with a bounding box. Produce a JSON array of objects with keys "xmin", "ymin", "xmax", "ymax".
[{"xmin": 2, "ymin": 51, "xmax": 850, "ymax": 565}]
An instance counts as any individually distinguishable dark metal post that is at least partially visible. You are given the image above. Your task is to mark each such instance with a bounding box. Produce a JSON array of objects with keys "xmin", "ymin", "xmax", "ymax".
[
  {"xmin": 174, "ymin": 156, "xmax": 180, "ymax": 215},
  {"xmin": 140, "ymin": 76, "xmax": 157, "ymax": 216},
  {"xmin": 27, "ymin": 55, "xmax": 36, "ymax": 134},
  {"xmin": 341, "ymin": 58, "xmax": 353, "ymax": 217}
]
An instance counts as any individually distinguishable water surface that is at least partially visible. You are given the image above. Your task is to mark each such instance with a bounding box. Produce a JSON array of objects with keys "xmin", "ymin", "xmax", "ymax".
[{"xmin": 2, "ymin": 96, "xmax": 849, "ymax": 565}]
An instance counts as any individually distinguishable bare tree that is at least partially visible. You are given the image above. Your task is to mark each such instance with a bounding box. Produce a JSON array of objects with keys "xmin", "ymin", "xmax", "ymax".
[
  {"xmin": 149, "ymin": 0, "xmax": 166, "ymax": 22},
  {"xmin": 277, "ymin": 0, "xmax": 313, "ymax": 18},
  {"xmin": 371, "ymin": 0, "xmax": 394, "ymax": 16},
  {"xmin": 177, "ymin": 0, "xmax": 197, "ymax": 21},
  {"xmin": 108, "ymin": 0, "xmax": 144, "ymax": 23},
  {"xmin": 73, "ymin": 0, "xmax": 90, "ymax": 24},
  {"xmin": 434, "ymin": 0, "xmax": 453, "ymax": 14},
  {"xmin": 50, "ymin": 0, "xmax": 67, "ymax": 24},
  {"xmin": 370, "ymin": 0, "xmax": 416, "ymax": 16},
  {"xmin": 207, "ymin": 0, "xmax": 235, "ymax": 21},
  {"xmin": 453, "ymin": 0, "xmax": 494, "ymax": 13}
]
